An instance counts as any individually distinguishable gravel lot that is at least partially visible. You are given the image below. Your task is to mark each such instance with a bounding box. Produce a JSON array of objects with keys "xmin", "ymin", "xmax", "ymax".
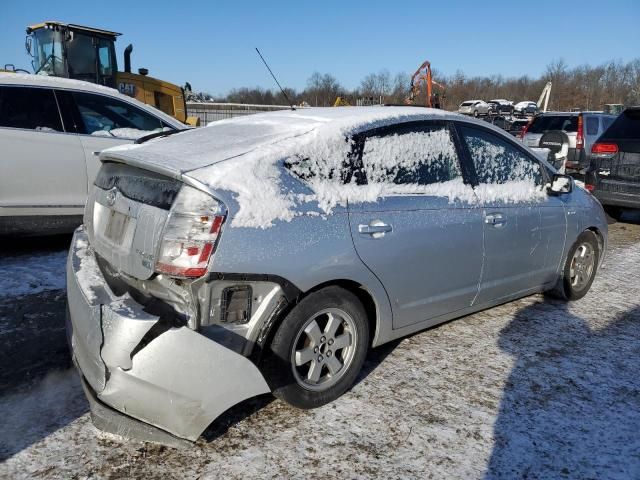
[{"xmin": 1, "ymin": 213, "xmax": 639, "ymax": 479}]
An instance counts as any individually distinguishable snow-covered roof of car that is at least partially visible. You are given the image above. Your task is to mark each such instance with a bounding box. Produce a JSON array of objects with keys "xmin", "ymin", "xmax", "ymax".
[
  {"xmin": 101, "ymin": 106, "xmax": 553, "ymax": 229},
  {"xmin": 0, "ymin": 72, "xmax": 183, "ymax": 128},
  {"xmin": 514, "ymin": 101, "xmax": 536, "ymax": 106},
  {"xmin": 102, "ymin": 106, "xmax": 464, "ymax": 177},
  {"xmin": 0, "ymin": 72, "xmax": 122, "ymax": 95}
]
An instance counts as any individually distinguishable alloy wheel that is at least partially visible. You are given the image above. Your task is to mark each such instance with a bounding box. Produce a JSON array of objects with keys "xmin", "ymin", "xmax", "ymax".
[
  {"xmin": 569, "ymin": 242, "xmax": 595, "ymax": 291},
  {"xmin": 291, "ymin": 308, "xmax": 358, "ymax": 391}
]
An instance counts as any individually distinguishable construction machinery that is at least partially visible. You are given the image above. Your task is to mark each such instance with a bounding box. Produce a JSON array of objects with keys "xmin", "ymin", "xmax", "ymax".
[
  {"xmin": 333, "ymin": 96, "xmax": 351, "ymax": 107},
  {"xmin": 23, "ymin": 21, "xmax": 197, "ymax": 124},
  {"xmin": 405, "ymin": 60, "xmax": 446, "ymax": 109},
  {"xmin": 537, "ymin": 81, "xmax": 552, "ymax": 113}
]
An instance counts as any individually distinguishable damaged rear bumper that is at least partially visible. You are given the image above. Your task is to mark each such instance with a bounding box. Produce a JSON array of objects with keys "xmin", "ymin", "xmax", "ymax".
[{"xmin": 66, "ymin": 227, "xmax": 271, "ymax": 442}]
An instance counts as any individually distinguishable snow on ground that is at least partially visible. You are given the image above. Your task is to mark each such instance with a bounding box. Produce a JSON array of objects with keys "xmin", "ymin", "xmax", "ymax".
[
  {"xmin": 0, "ymin": 249, "xmax": 67, "ymax": 298},
  {"xmin": 1, "ymin": 220, "xmax": 639, "ymax": 479}
]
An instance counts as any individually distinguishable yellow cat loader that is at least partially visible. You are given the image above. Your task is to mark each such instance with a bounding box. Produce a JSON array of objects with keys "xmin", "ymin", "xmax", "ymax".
[{"xmin": 24, "ymin": 21, "xmax": 198, "ymax": 125}]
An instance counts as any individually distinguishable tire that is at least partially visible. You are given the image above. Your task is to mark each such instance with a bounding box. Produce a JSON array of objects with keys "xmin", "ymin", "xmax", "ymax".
[
  {"xmin": 474, "ymin": 110, "xmax": 479, "ymax": 118},
  {"xmin": 262, "ymin": 286, "xmax": 369, "ymax": 409},
  {"xmin": 548, "ymin": 231, "xmax": 600, "ymax": 301}
]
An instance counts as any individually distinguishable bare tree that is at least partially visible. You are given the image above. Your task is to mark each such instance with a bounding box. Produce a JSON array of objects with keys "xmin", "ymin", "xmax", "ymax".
[{"xmin": 201, "ymin": 57, "xmax": 639, "ymax": 111}]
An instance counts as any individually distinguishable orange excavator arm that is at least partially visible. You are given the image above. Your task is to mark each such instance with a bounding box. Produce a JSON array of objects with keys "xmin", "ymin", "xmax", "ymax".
[{"xmin": 405, "ymin": 60, "xmax": 445, "ymax": 108}]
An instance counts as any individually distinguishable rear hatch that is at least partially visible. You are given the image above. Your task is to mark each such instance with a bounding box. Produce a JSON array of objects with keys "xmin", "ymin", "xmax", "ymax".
[
  {"xmin": 523, "ymin": 114, "xmax": 577, "ymax": 147},
  {"xmin": 84, "ymin": 162, "xmax": 181, "ymax": 280},
  {"xmin": 592, "ymin": 108, "xmax": 640, "ymax": 193}
]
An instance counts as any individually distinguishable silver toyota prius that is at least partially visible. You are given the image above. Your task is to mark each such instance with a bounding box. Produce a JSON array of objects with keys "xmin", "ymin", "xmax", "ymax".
[{"xmin": 66, "ymin": 107, "xmax": 608, "ymax": 444}]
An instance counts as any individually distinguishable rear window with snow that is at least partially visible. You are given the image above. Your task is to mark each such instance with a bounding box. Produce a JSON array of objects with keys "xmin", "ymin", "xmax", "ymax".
[{"xmin": 460, "ymin": 125, "xmax": 544, "ymax": 186}]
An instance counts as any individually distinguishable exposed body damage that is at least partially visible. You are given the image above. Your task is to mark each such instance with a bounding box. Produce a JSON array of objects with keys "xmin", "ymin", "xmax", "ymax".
[{"xmin": 67, "ymin": 229, "xmax": 271, "ymax": 441}]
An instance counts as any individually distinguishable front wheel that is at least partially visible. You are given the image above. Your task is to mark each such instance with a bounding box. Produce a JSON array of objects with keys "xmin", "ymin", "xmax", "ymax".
[
  {"xmin": 474, "ymin": 110, "xmax": 479, "ymax": 117},
  {"xmin": 262, "ymin": 286, "xmax": 369, "ymax": 409},
  {"xmin": 549, "ymin": 231, "xmax": 600, "ymax": 300}
]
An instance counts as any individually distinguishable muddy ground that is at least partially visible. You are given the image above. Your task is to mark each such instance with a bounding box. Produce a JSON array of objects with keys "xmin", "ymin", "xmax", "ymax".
[{"xmin": 1, "ymin": 213, "xmax": 639, "ymax": 479}]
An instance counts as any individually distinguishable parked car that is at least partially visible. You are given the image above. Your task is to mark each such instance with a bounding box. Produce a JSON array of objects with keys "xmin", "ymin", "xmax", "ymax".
[
  {"xmin": 521, "ymin": 111, "xmax": 616, "ymax": 171},
  {"xmin": 585, "ymin": 106, "xmax": 640, "ymax": 218},
  {"xmin": 66, "ymin": 106, "xmax": 608, "ymax": 443},
  {"xmin": 483, "ymin": 114, "xmax": 512, "ymax": 130},
  {"xmin": 509, "ymin": 118, "xmax": 530, "ymax": 137},
  {"xmin": 0, "ymin": 73, "xmax": 185, "ymax": 236},
  {"xmin": 514, "ymin": 101, "xmax": 537, "ymax": 116},
  {"xmin": 488, "ymin": 99, "xmax": 514, "ymax": 115},
  {"xmin": 458, "ymin": 100, "xmax": 491, "ymax": 117}
]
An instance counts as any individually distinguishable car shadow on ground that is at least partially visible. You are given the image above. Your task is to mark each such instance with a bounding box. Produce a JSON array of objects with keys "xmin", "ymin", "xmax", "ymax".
[
  {"xmin": 0, "ymin": 368, "xmax": 89, "ymax": 462},
  {"xmin": 0, "ymin": 233, "xmax": 73, "ymax": 255},
  {"xmin": 485, "ymin": 299, "xmax": 640, "ymax": 478},
  {"xmin": 611, "ymin": 208, "xmax": 640, "ymax": 225},
  {"xmin": 202, "ymin": 339, "xmax": 401, "ymax": 443}
]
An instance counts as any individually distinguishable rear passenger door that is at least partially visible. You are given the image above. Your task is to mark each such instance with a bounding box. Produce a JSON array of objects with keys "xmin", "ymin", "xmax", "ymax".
[
  {"xmin": 348, "ymin": 121, "xmax": 484, "ymax": 330},
  {"xmin": 0, "ymin": 86, "xmax": 87, "ymax": 215},
  {"xmin": 457, "ymin": 123, "xmax": 566, "ymax": 304}
]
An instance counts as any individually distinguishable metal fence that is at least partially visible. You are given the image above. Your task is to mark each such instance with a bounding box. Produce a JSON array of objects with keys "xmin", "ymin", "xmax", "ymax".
[{"xmin": 186, "ymin": 102, "xmax": 292, "ymax": 124}]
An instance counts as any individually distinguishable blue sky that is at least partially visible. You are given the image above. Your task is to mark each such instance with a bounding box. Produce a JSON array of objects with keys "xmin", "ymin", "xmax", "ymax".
[{"xmin": 2, "ymin": 0, "xmax": 638, "ymax": 95}]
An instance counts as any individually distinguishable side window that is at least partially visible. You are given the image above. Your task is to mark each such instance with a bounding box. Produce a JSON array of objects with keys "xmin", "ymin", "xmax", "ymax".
[
  {"xmin": 72, "ymin": 91, "xmax": 169, "ymax": 138},
  {"xmin": 459, "ymin": 125, "xmax": 544, "ymax": 186},
  {"xmin": 586, "ymin": 117, "xmax": 599, "ymax": 136},
  {"xmin": 0, "ymin": 86, "xmax": 62, "ymax": 132},
  {"xmin": 361, "ymin": 124, "xmax": 461, "ymax": 186}
]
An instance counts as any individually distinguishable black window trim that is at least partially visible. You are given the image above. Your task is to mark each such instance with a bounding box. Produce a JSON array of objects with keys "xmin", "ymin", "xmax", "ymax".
[{"xmin": 451, "ymin": 120, "xmax": 552, "ymax": 187}]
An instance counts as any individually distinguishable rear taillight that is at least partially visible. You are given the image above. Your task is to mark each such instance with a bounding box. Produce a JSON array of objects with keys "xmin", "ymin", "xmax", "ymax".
[
  {"xmin": 520, "ymin": 119, "xmax": 532, "ymax": 139},
  {"xmin": 156, "ymin": 186, "xmax": 226, "ymax": 278},
  {"xmin": 591, "ymin": 142, "xmax": 619, "ymax": 155},
  {"xmin": 576, "ymin": 114, "xmax": 584, "ymax": 150},
  {"xmin": 585, "ymin": 183, "xmax": 595, "ymax": 192}
]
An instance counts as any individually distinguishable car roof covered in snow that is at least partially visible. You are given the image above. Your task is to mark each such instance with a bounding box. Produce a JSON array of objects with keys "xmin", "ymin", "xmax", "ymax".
[
  {"xmin": 101, "ymin": 106, "xmax": 471, "ymax": 178},
  {"xmin": 0, "ymin": 72, "xmax": 123, "ymax": 95},
  {"xmin": 0, "ymin": 72, "xmax": 183, "ymax": 128}
]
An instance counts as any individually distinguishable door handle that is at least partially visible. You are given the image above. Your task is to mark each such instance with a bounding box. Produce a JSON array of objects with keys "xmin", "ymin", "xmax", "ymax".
[
  {"xmin": 359, "ymin": 221, "xmax": 392, "ymax": 236},
  {"xmin": 92, "ymin": 151, "xmax": 101, "ymax": 156},
  {"xmin": 485, "ymin": 213, "xmax": 506, "ymax": 227}
]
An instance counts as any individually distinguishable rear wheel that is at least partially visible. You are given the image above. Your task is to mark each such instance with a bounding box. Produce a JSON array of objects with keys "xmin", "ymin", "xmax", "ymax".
[
  {"xmin": 474, "ymin": 110, "xmax": 479, "ymax": 117},
  {"xmin": 262, "ymin": 286, "xmax": 369, "ymax": 409},
  {"xmin": 549, "ymin": 231, "xmax": 599, "ymax": 300}
]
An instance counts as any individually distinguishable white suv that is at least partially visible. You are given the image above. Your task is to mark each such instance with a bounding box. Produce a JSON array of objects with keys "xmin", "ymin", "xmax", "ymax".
[
  {"xmin": 458, "ymin": 100, "xmax": 491, "ymax": 117},
  {"xmin": 0, "ymin": 73, "xmax": 185, "ymax": 236}
]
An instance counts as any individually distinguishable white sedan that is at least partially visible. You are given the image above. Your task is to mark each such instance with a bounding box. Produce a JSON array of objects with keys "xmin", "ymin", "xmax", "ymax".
[{"xmin": 0, "ymin": 73, "xmax": 185, "ymax": 235}]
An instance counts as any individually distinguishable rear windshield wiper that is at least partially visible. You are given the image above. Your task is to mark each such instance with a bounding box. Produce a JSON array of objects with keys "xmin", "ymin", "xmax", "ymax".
[{"xmin": 135, "ymin": 128, "xmax": 190, "ymax": 144}]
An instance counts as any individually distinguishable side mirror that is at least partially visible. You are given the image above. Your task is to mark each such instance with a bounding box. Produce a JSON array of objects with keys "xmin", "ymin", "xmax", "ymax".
[
  {"xmin": 547, "ymin": 173, "xmax": 573, "ymax": 195},
  {"xmin": 25, "ymin": 36, "xmax": 32, "ymax": 56}
]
